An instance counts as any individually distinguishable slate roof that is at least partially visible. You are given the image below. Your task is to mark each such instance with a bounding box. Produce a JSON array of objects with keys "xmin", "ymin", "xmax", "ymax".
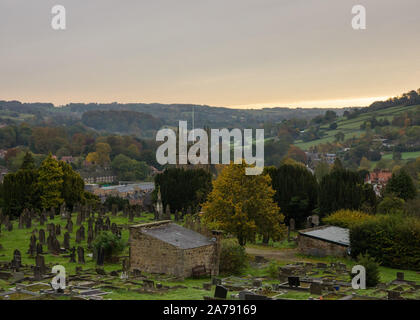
[
  {"xmin": 299, "ymin": 226, "xmax": 350, "ymax": 246},
  {"xmin": 140, "ymin": 223, "xmax": 215, "ymax": 249}
]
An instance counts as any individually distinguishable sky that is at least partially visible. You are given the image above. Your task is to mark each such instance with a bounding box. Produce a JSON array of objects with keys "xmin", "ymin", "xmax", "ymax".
[{"xmin": 0, "ymin": 0, "xmax": 419, "ymax": 109}]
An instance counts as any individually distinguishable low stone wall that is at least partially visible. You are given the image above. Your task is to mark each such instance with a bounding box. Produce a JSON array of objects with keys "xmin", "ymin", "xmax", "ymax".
[{"xmin": 297, "ymin": 234, "xmax": 348, "ymax": 257}]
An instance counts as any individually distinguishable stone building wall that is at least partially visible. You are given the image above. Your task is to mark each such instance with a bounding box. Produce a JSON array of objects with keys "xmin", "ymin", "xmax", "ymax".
[
  {"xmin": 297, "ymin": 234, "xmax": 348, "ymax": 257},
  {"xmin": 129, "ymin": 222, "xmax": 218, "ymax": 277},
  {"xmin": 129, "ymin": 229, "xmax": 183, "ymax": 276},
  {"xmin": 182, "ymin": 245, "xmax": 217, "ymax": 277}
]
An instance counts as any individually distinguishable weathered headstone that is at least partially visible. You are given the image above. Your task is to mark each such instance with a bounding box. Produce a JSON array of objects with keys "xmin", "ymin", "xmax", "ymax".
[
  {"xmin": 63, "ymin": 232, "xmax": 70, "ymax": 250},
  {"xmin": 69, "ymin": 247, "xmax": 76, "ymax": 263},
  {"xmin": 36, "ymin": 242, "xmax": 43, "ymax": 255},
  {"xmin": 39, "ymin": 229, "xmax": 46, "ymax": 245},
  {"xmin": 288, "ymin": 276, "xmax": 300, "ymax": 287},
  {"xmin": 96, "ymin": 247, "xmax": 105, "ymax": 266},
  {"xmin": 77, "ymin": 246, "xmax": 85, "ymax": 264},
  {"xmin": 11, "ymin": 249, "xmax": 22, "ymax": 271},
  {"xmin": 214, "ymin": 285, "xmax": 228, "ymax": 299},
  {"xmin": 55, "ymin": 224, "xmax": 61, "ymax": 236},
  {"xmin": 310, "ymin": 282, "xmax": 323, "ymax": 295}
]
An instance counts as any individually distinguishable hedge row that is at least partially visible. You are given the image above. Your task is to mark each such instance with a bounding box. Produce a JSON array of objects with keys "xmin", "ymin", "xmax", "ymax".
[
  {"xmin": 350, "ymin": 215, "xmax": 420, "ymax": 271},
  {"xmin": 323, "ymin": 210, "xmax": 376, "ymax": 229}
]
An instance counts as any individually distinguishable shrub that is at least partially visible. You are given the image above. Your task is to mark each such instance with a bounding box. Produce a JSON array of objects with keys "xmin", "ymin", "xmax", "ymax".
[
  {"xmin": 350, "ymin": 215, "xmax": 420, "ymax": 270},
  {"xmin": 93, "ymin": 231, "xmax": 126, "ymax": 261},
  {"xmin": 323, "ymin": 209, "xmax": 376, "ymax": 229},
  {"xmin": 352, "ymin": 253, "xmax": 380, "ymax": 287},
  {"xmin": 219, "ymin": 239, "xmax": 249, "ymax": 275},
  {"xmin": 266, "ymin": 261, "xmax": 281, "ymax": 279},
  {"xmin": 377, "ymin": 196, "xmax": 405, "ymax": 215}
]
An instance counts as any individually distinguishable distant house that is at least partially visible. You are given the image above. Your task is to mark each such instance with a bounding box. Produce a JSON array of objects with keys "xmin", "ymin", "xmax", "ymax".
[
  {"xmin": 129, "ymin": 221, "xmax": 222, "ymax": 277},
  {"xmin": 0, "ymin": 149, "xmax": 7, "ymax": 159},
  {"xmin": 297, "ymin": 225, "xmax": 350, "ymax": 257},
  {"xmin": 60, "ymin": 156, "xmax": 75, "ymax": 164},
  {"xmin": 365, "ymin": 169, "xmax": 393, "ymax": 196}
]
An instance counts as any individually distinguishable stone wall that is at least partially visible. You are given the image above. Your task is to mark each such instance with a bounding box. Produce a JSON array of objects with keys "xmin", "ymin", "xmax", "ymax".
[
  {"xmin": 297, "ymin": 234, "xmax": 348, "ymax": 257},
  {"xmin": 129, "ymin": 221, "xmax": 218, "ymax": 277}
]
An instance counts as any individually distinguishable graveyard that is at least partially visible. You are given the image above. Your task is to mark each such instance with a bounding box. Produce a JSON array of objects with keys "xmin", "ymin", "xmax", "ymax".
[{"xmin": 0, "ymin": 205, "xmax": 419, "ymax": 301}]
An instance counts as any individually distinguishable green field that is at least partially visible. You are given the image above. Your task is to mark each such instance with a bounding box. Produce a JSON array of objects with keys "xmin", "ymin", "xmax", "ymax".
[
  {"xmin": 382, "ymin": 151, "xmax": 420, "ymax": 160},
  {"xmin": 293, "ymin": 104, "xmax": 420, "ymax": 151}
]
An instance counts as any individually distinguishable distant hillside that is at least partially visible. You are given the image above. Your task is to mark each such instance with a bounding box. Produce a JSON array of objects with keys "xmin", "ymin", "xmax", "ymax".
[
  {"xmin": 293, "ymin": 88, "xmax": 420, "ymax": 151},
  {"xmin": 0, "ymin": 100, "xmax": 347, "ymax": 131},
  {"xmin": 81, "ymin": 110, "xmax": 163, "ymax": 138},
  {"xmin": 294, "ymin": 103, "xmax": 420, "ymax": 151}
]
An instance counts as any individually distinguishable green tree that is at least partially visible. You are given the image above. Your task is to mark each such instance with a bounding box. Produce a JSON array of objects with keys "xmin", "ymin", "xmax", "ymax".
[
  {"xmin": 2, "ymin": 155, "xmax": 39, "ymax": 217},
  {"xmin": 59, "ymin": 161, "xmax": 85, "ymax": 210},
  {"xmin": 385, "ymin": 169, "xmax": 417, "ymax": 201},
  {"xmin": 202, "ymin": 162, "xmax": 285, "ymax": 246},
  {"xmin": 37, "ymin": 154, "xmax": 64, "ymax": 209},
  {"xmin": 377, "ymin": 196, "xmax": 405, "ymax": 214},
  {"xmin": 314, "ymin": 161, "xmax": 330, "ymax": 183},
  {"xmin": 318, "ymin": 168, "xmax": 374, "ymax": 216},
  {"xmin": 265, "ymin": 161, "xmax": 318, "ymax": 227},
  {"xmin": 155, "ymin": 167, "xmax": 212, "ymax": 214}
]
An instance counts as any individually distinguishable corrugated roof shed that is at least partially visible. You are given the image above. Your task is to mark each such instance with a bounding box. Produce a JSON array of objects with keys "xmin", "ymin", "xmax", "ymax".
[
  {"xmin": 299, "ymin": 226, "xmax": 350, "ymax": 246},
  {"xmin": 139, "ymin": 223, "xmax": 215, "ymax": 249}
]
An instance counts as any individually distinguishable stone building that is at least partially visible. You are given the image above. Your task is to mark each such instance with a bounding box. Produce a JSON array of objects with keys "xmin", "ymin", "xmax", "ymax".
[
  {"xmin": 129, "ymin": 221, "xmax": 221, "ymax": 278},
  {"xmin": 297, "ymin": 225, "xmax": 350, "ymax": 257}
]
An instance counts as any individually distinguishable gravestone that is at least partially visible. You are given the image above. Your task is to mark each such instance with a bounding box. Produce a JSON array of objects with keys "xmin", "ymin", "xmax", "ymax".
[
  {"xmin": 80, "ymin": 225, "xmax": 85, "ymax": 241},
  {"xmin": 33, "ymin": 266, "xmax": 42, "ymax": 281},
  {"xmin": 397, "ymin": 272, "xmax": 404, "ymax": 281},
  {"xmin": 35, "ymin": 254, "xmax": 46, "ymax": 274},
  {"xmin": 36, "ymin": 242, "xmax": 43, "ymax": 255},
  {"xmin": 252, "ymin": 279, "xmax": 262, "ymax": 287},
  {"xmin": 77, "ymin": 247, "xmax": 85, "ymax": 264},
  {"xmin": 76, "ymin": 228, "xmax": 82, "ymax": 243},
  {"xmin": 87, "ymin": 228, "xmax": 94, "ymax": 248},
  {"xmin": 28, "ymin": 235, "xmax": 37, "ymax": 256},
  {"xmin": 66, "ymin": 219, "xmax": 73, "ymax": 233},
  {"xmin": 310, "ymin": 282, "xmax": 323, "ymax": 295},
  {"xmin": 311, "ymin": 215, "xmax": 320, "ymax": 226},
  {"xmin": 289, "ymin": 218, "xmax": 295, "ymax": 231},
  {"xmin": 11, "ymin": 249, "xmax": 22, "ymax": 271},
  {"xmin": 239, "ymin": 291, "xmax": 254, "ymax": 300},
  {"xmin": 49, "ymin": 208, "xmax": 55, "ymax": 220},
  {"xmin": 63, "ymin": 232, "xmax": 70, "ymax": 250},
  {"xmin": 388, "ymin": 290, "xmax": 402, "ymax": 300},
  {"xmin": 288, "ymin": 276, "xmax": 300, "ymax": 287},
  {"xmin": 69, "ymin": 247, "xmax": 76, "ymax": 263},
  {"xmin": 39, "ymin": 229, "xmax": 46, "ymax": 245},
  {"xmin": 214, "ymin": 285, "xmax": 228, "ymax": 299},
  {"xmin": 52, "ymin": 238, "xmax": 61, "ymax": 255},
  {"xmin": 203, "ymin": 283, "xmax": 212, "ymax": 291},
  {"xmin": 55, "ymin": 224, "xmax": 61, "ymax": 236},
  {"xmin": 105, "ymin": 217, "xmax": 110, "ymax": 231},
  {"xmin": 96, "ymin": 247, "xmax": 105, "ymax": 266}
]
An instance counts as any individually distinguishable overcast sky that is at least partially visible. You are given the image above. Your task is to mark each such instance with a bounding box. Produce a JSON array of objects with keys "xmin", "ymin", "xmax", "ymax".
[{"xmin": 1, "ymin": 0, "xmax": 419, "ymax": 108}]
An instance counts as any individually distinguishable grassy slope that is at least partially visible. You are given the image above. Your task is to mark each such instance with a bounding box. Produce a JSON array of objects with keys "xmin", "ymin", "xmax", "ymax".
[{"xmin": 293, "ymin": 104, "xmax": 420, "ymax": 151}]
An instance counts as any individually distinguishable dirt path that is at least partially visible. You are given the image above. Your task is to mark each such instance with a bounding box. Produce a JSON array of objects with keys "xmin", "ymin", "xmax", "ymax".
[{"xmin": 245, "ymin": 247, "xmax": 308, "ymax": 263}]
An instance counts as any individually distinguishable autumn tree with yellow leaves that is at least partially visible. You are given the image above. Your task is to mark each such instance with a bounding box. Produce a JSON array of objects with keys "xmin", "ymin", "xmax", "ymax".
[{"xmin": 202, "ymin": 162, "xmax": 286, "ymax": 246}]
